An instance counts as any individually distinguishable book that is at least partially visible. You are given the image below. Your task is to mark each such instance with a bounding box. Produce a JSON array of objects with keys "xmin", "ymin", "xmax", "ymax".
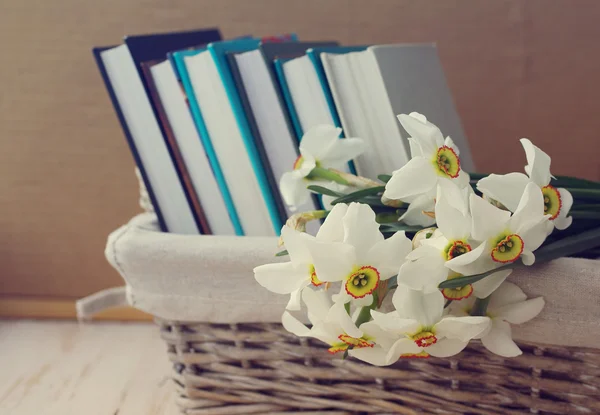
[
  {"xmin": 320, "ymin": 44, "xmax": 475, "ymax": 180},
  {"xmin": 140, "ymin": 60, "xmax": 212, "ymax": 234},
  {"xmin": 177, "ymin": 38, "xmax": 283, "ymax": 236},
  {"xmin": 146, "ymin": 59, "xmax": 237, "ymax": 235},
  {"xmin": 229, "ymin": 42, "xmax": 335, "ymax": 219},
  {"xmin": 171, "ymin": 49, "xmax": 244, "ymax": 236},
  {"xmin": 93, "ymin": 28, "xmax": 221, "ymax": 234},
  {"xmin": 227, "ymin": 52, "xmax": 288, "ymax": 222}
]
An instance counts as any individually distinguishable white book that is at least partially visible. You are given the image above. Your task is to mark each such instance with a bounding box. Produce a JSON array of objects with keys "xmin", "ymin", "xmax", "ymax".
[
  {"xmin": 282, "ymin": 55, "xmax": 336, "ymax": 131},
  {"xmin": 150, "ymin": 60, "xmax": 235, "ymax": 236},
  {"xmin": 184, "ymin": 52, "xmax": 275, "ymax": 236},
  {"xmin": 321, "ymin": 44, "xmax": 475, "ymax": 175},
  {"xmin": 321, "ymin": 53, "xmax": 384, "ymax": 179},
  {"xmin": 100, "ymin": 45, "xmax": 199, "ymax": 235},
  {"xmin": 234, "ymin": 51, "xmax": 319, "ymax": 219}
]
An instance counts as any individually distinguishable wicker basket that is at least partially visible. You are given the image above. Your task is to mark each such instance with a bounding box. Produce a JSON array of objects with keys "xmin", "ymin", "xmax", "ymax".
[
  {"xmin": 81, "ymin": 213, "xmax": 600, "ymax": 415},
  {"xmin": 159, "ymin": 320, "xmax": 600, "ymax": 415}
]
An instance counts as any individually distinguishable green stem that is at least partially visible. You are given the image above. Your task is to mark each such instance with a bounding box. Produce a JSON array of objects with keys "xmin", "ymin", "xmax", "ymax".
[
  {"xmin": 354, "ymin": 293, "xmax": 379, "ymax": 327},
  {"xmin": 471, "ymin": 296, "xmax": 491, "ymax": 317},
  {"xmin": 308, "ymin": 167, "xmax": 350, "ymax": 185}
]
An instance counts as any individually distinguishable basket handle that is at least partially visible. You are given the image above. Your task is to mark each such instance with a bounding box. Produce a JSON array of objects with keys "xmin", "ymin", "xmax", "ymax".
[{"xmin": 76, "ymin": 286, "xmax": 128, "ymax": 321}]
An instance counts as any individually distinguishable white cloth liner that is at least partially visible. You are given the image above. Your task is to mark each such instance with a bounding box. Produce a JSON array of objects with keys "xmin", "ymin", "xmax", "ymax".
[{"xmin": 82, "ymin": 213, "xmax": 600, "ymax": 349}]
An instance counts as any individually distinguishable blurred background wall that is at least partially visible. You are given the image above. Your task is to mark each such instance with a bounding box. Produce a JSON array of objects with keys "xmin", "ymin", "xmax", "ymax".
[{"xmin": 1, "ymin": 0, "xmax": 599, "ymax": 316}]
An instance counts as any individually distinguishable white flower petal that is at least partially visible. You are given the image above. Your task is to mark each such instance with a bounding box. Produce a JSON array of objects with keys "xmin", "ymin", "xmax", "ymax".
[
  {"xmin": 392, "ymin": 285, "xmax": 444, "ymax": 326},
  {"xmin": 444, "ymin": 136, "xmax": 460, "ymax": 156},
  {"xmin": 286, "ymin": 286, "xmax": 306, "ymax": 311},
  {"xmin": 397, "ymin": 112, "xmax": 444, "ymax": 151},
  {"xmin": 397, "ymin": 246, "xmax": 447, "ymax": 291},
  {"xmin": 349, "ymin": 346, "xmax": 393, "ymax": 366},
  {"xmin": 302, "ymin": 287, "xmax": 333, "ymax": 324},
  {"xmin": 436, "ymin": 181, "xmax": 472, "ymax": 240},
  {"xmin": 434, "ymin": 316, "xmax": 490, "ymax": 342},
  {"xmin": 427, "ymin": 338, "xmax": 469, "ymax": 357},
  {"xmin": 521, "ymin": 249, "xmax": 535, "ymax": 266},
  {"xmin": 300, "ymin": 125, "xmax": 341, "ymax": 160},
  {"xmin": 281, "ymin": 226, "xmax": 313, "ymax": 264},
  {"xmin": 476, "ymin": 173, "xmax": 530, "ymax": 212},
  {"xmin": 307, "ymin": 241, "xmax": 355, "ymax": 282},
  {"xmin": 517, "ymin": 216, "xmax": 553, "ymax": 253},
  {"xmin": 494, "ymin": 296, "xmax": 545, "ymax": 324},
  {"xmin": 408, "ymin": 136, "xmax": 424, "ymax": 158},
  {"xmin": 280, "ymin": 170, "xmax": 310, "ymax": 208},
  {"xmin": 445, "ymin": 241, "xmax": 495, "ymax": 276},
  {"xmin": 470, "ymin": 194, "xmax": 511, "ymax": 242},
  {"xmin": 282, "ymin": 311, "xmax": 311, "ymax": 337},
  {"xmin": 360, "ymin": 321, "xmax": 397, "ymax": 350},
  {"xmin": 555, "ymin": 188, "xmax": 573, "ymax": 230},
  {"xmin": 384, "ymin": 157, "xmax": 438, "ymax": 201},
  {"xmin": 510, "ymin": 182, "xmax": 547, "ymax": 235},
  {"xmin": 399, "ymin": 192, "xmax": 437, "ymax": 227},
  {"xmin": 521, "ymin": 138, "xmax": 552, "ymax": 187},
  {"xmin": 322, "ymin": 137, "xmax": 367, "ymax": 167},
  {"xmin": 326, "ymin": 301, "xmax": 363, "ymax": 338},
  {"xmin": 342, "ymin": 203, "xmax": 383, "ymax": 258},
  {"xmin": 254, "ymin": 262, "xmax": 308, "ymax": 294},
  {"xmin": 481, "ymin": 319, "xmax": 522, "ymax": 357},
  {"xmin": 371, "ymin": 310, "xmax": 421, "ymax": 335},
  {"xmin": 316, "ymin": 203, "xmax": 349, "ymax": 242},
  {"xmin": 473, "ymin": 269, "xmax": 512, "ymax": 299},
  {"xmin": 367, "ymin": 231, "xmax": 412, "ymax": 279},
  {"xmin": 387, "ymin": 338, "xmax": 423, "ymax": 362},
  {"xmin": 453, "ymin": 169, "xmax": 471, "ymax": 189},
  {"xmin": 488, "ymin": 281, "xmax": 527, "ymax": 309}
]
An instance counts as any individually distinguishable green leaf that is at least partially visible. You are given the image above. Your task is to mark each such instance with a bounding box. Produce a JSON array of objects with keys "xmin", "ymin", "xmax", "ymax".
[
  {"xmin": 308, "ymin": 167, "xmax": 350, "ymax": 185},
  {"xmin": 378, "ymin": 174, "xmax": 392, "ymax": 183},
  {"xmin": 376, "ymin": 212, "xmax": 401, "ymax": 223},
  {"xmin": 379, "ymin": 222, "xmax": 425, "ymax": 233},
  {"xmin": 331, "ymin": 186, "xmax": 385, "ymax": 205},
  {"xmin": 568, "ymin": 188, "xmax": 600, "ymax": 200},
  {"xmin": 306, "ymin": 185, "xmax": 344, "ymax": 197},
  {"xmin": 570, "ymin": 211, "xmax": 600, "ymax": 220},
  {"xmin": 552, "ymin": 175, "xmax": 600, "ymax": 190},
  {"xmin": 438, "ymin": 264, "xmax": 517, "ymax": 289},
  {"xmin": 534, "ymin": 225, "xmax": 600, "ymax": 262},
  {"xmin": 275, "ymin": 250, "xmax": 289, "ymax": 257}
]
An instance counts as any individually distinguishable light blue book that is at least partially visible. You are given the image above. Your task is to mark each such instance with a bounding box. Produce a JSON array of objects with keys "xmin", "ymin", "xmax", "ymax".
[
  {"xmin": 273, "ymin": 57, "xmax": 304, "ymax": 140},
  {"xmin": 171, "ymin": 49, "xmax": 244, "ymax": 235},
  {"xmin": 179, "ymin": 38, "xmax": 284, "ymax": 236}
]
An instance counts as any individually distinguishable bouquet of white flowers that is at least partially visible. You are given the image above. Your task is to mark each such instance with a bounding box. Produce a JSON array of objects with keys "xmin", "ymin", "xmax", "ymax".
[{"xmin": 254, "ymin": 112, "xmax": 600, "ymax": 364}]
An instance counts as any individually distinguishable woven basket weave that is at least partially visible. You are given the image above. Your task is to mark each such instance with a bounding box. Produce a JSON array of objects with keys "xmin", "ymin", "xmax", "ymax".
[{"xmin": 158, "ymin": 319, "xmax": 600, "ymax": 415}]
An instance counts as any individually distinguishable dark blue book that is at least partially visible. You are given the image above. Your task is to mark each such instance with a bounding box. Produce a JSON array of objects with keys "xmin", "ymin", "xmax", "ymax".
[{"xmin": 93, "ymin": 29, "xmax": 221, "ymax": 234}]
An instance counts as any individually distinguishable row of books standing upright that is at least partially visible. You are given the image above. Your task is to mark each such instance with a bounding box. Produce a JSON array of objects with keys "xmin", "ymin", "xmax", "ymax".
[{"xmin": 95, "ymin": 28, "xmax": 474, "ymax": 237}]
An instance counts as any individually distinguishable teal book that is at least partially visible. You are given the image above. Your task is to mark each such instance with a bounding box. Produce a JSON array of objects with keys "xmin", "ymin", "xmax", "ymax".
[
  {"xmin": 273, "ymin": 57, "xmax": 304, "ymax": 140},
  {"xmin": 208, "ymin": 38, "xmax": 283, "ymax": 234},
  {"xmin": 306, "ymin": 46, "xmax": 367, "ymax": 132},
  {"xmin": 171, "ymin": 48, "xmax": 244, "ymax": 235}
]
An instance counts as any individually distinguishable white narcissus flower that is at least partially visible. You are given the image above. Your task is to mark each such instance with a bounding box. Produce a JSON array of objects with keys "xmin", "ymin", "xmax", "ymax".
[
  {"xmin": 451, "ymin": 282, "xmax": 545, "ymax": 357},
  {"xmin": 446, "ymin": 182, "xmax": 553, "ymax": 276},
  {"xmin": 384, "ymin": 113, "xmax": 470, "ymax": 209},
  {"xmin": 280, "ymin": 125, "xmax": 366, "ymax": 209},
  {"xmin": 477, "ymin": 138, "xmax": 573, "ymax": 230},
  {"xmin": 397, "ymin": 181, "xmax": 510, "ymax": 300},
  {"xmin": 308, "ymin": 203, "xmax": 412, "ymax": 306},
  {"xmin": 372, "ymin": 286, "xmax": 490, "ymax": 359},
  {"xmin": 283, "ymin": 288, "xmax": 397, "ymax": 365},
  {"xmin": 253, "ymin": 204, "xmax": 349, "ymax": 310}
]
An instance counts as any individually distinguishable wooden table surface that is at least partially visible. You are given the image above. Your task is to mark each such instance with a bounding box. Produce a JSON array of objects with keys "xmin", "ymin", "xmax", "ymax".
[{"xmin": 0, "ymin": 320, "xmax": 179, "ymax": 415}]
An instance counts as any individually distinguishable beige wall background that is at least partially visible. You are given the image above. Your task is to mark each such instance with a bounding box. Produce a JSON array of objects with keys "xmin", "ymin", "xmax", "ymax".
[{"xmin": 1, "ymin": 0, "xmax": 599, "ymax": 301}]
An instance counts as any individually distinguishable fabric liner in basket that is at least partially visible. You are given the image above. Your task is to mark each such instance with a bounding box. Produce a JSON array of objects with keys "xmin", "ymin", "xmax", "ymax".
[{"xmin": 78, "ymin": 213, "xmax": 600, "ymax": 414}]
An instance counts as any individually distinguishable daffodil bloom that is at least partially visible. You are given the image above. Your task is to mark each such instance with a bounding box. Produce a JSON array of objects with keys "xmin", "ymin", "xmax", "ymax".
[
  {"xmin": 282, "ymin": 288, "xmax": 397, "ymax": 365},
  {"xmin": 372, "ymin": 286, "xmax": 490, "ymax": 359},
  {"xmin": 397, "ymin": 181, "xmax": 509, "ymax": 300},
  {"xmin": 254, "ymin": 204, "xmax": 349, "ymax": 310},
  {"xmin": 383, "ymin": 113, "xmax": 470, "ymax": 207},
  {"xmin": 477, "ymin": 139, "xmax": 573, "ymax": 230},
  {"xmin": 279, "ymin": 125, "xmax": 366, "ymax": 209},
  {"xmin": 308, "ymin": 203, "xmax": 412, "ymax": 306},
  {"xmin": 446, "ymin": 182, "xmax": 553, "ymax": 276},
  {"xmin": 451, "ymin": 282, "xmax": 544, "ymax": 357}
]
